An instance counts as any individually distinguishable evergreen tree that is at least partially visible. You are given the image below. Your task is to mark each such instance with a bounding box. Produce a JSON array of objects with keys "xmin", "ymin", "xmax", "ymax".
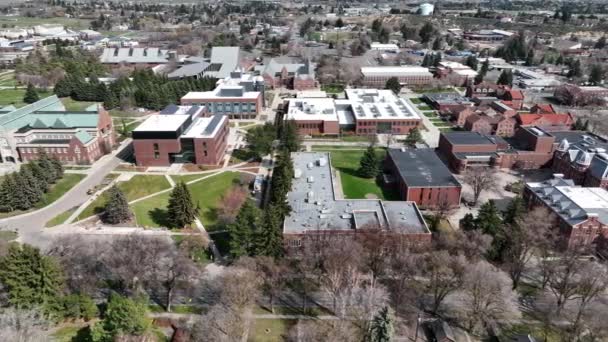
[
  {"xmin": 589, "ymin": 64, "xmax": 604, "ymax": 85},
  {"xmin": 421, "ymin": 53, "xmax": 432, "ymax": 67},
  {"xmin": 25, "ymin": 162, "xmax": 49, "ymax": 193},
  {"xmin": 103, "ymin": 185, "xmax": 132, "ymax": 224},
  {"xmin": 50, "ymin": 155, "xmax": 64, "ymax": 179},
  {"xmin": 89, "ymin": 293, "xmax": 151, "ymax": 342},
  {"xmin": 167, "ymin": 182, "xmax": 199, "ymax": 228},
  {"xmin": 524, "ymin": 49, "xmax": 535, "ymax": 66},
  {"xmin": 475, "ymin": 200, "xmax": 502, "ymax": 236},
  {"xmin": 497, "ymin": 70, "xmax": 513, "ymax": 87},
  {"xmin": 12, "ymin": 171, "xmax": 36, "ymax": 209},
  {"xmin": 419, "ymin": 22, "xmax": 436, "ymax": 44},
  {"xmin": 464, "ymin": 55, "xmax": 478, "ymax": 70},
  {"xmin": 254, "ymin": 204, "xmax": 284, "ymax": 258},
  {"xmin": 20, "ymin": 164, "xmax": 45, "ymax": 202},
  {"xmin": 384, "ymin": 77, "xmax": 401, "ymax": 95},
  {"xmin": 0, "ymin": 244, "xmax": 63, "ymax": 311},
  {"xmin": 459, "ymin": 213, "xmax": 476, "ymax": 231},
  {"xmin": 502, "ymin": 196, "xmax": 525, "ymax": 225},
  {"xmin": 23, "ymin": 84, "xmax": 40, "ymax": 104},
  {"xmin": 568, "ymin": 59, "xmax": 582, "ymax": 78},
  {"xmin": 369, "ymin": 306, "xmax": 394, "ymax": 342},
  {"xmin": 59, "ymin": 294, "xmax": 99, "ymax": 321},
  {"xmin": 432, "ymin": 52, "xmax": 442, "ymax": 67},
  {"xmin": 405, "ymin": 127, "xmax": 422, "ymax": 146},
  {"xmin": 37, "ymin": 149, "xmax": 59, "ymax": 183},
  {"xmin": 474, "ymin": 59, "xmax": 489, "ymax": 84},
  {"xmin": 432, "ymin": 37, "xmax": 442, "ymax": 51},
  {"xmin": 555, "ymin": 54, "xmax": 564, "ymax": 65},
  {"xmin": 228, "ymin": 200, "xmax": 261, "ymax": 257},
  {"xmin": 0, "ymin": 175, "xmax": 17, "ymax": 212},
  {"xmin": 358, "ymin": 145, "xmax": 380, "ymax": 179},
  {"xmin": 595, "ymin": 36, "xmax": 607, "ymax": 49},
  {"xmin": 282, "ymin": 120, "xmax": 301, "ymax": 153}
]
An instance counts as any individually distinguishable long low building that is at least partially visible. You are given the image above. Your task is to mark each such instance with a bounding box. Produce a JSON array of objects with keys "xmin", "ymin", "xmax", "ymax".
[
  {"xmin": 360, "ymin": 66, "xmax": 434, "ymax": 88},
  {"xmin": 283, "ymin": 152, "xmax": 431, "ymax": 253},
  {"xmin": 132, "ymin": 105, "xmax": 228, "ymax": 166},
  {"xmin": 0, "ymin": 96, "xmax": 114, "ymax": 164},
  {"xmin": 284, "ymin": 88, "xmax": 422, "ymax": 136}
]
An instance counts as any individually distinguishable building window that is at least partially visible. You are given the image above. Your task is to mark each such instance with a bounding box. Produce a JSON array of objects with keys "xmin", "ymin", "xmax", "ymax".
[
  {"xmin": 153, "ymin": 143, "xmax": 160, "ymax": 159},
  {"xmin": 288, "ymin": 239, "xmax": 301, "ymax": 247}
]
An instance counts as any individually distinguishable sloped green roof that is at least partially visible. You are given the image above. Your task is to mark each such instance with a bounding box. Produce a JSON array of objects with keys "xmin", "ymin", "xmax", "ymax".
[
  {"xmin": 52, "ymin": 118, "xmax": 68, "ymax": 128},
  {"xmin": 31, "ymin": 118, "xmax": 47, "ymax": 129},
  {"xmin": 74, "ymin": 130, "xmax": 94, "ymax": 144}
]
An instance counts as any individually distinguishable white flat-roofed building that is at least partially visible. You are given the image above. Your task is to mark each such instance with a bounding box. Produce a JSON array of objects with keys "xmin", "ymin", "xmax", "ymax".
[
  {"xmin": 371, "ymin": 42, "xmax": 399, "ymax": 52},
  {"xmin": 361, "ymin": 66, "xmax": 433, "ymax": 88},
  {"xmin": 285, "ymin": 88, "xmax": 422, "ymax": 136},
  {"xmin": 296, "ymin": 90, "xmax": 328, "ymax": 98},
  {"xmin": 133, "ymin": 114, "xmax": 191, "ymax": 133},
  {"xmin": 515, "ymin": 68, "xmax": 562, "ymax": 90}
]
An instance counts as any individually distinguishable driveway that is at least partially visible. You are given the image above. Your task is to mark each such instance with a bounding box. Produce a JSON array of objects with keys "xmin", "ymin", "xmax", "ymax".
[{"xmin": 0, "ymin": 140, "xmax": 133, "ymax": 249}]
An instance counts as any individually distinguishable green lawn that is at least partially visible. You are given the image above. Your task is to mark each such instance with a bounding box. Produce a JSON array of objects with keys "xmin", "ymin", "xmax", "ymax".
[
  {"xmin": 0, "ymin": 89, "xmax": 52, "ymax": 107},
  {"xmin": 321, "ymin": 84, "xmax": 345, "ymax": 93},
  {"xmin": 51, "ymin": 324, "xmax": 91, "ymax": 342},
  {"xmin": 248, "ymin": 319, "xmax": 296, "ymax": 342},
  {"xmin": 45, "ymin": 207, "xmax": 78, "ymax": 227},
  {"xmin": 132, "ymin": 172, "xmax": 242, "ymax": 229},
  {"xmin": 171, "ymin": 173, "xmax": 217, "ymax": 184},
  {"xmin": 61, "ymin": 97, "xmax": 99, "ymax": 111},
  {"xmin": 78, "ymin": 175, "xmax": 171, "ymax": 220},
  {"xmin": 417, "ymin": 104, "xmax": 433, "ymax": 111},
  {"xmin": 0, "ymin": 231, "xmax": 17, "ymax": 242},
  {"xmin": 409, "ymin": 97, "xmax": 423, "ymax": 104},
  {"xmin": 315, "ymin": 149, "xmax": 399, "ymax": 200},
  {"xmin": 340, "ymin": 135, "xmax": 374, "ymax": 142},
  {"xmin": 0, "ymin": 16, "xmax": 91, "ymax": 29},
  {"xmin": 36, "ymin": 174, "xmax": 86, "ymax": 208}
]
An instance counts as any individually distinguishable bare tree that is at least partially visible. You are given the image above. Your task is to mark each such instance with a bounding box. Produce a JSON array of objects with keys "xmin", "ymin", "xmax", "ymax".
[
  {"xmin": 434, "ymin": 229, "xmax": 493, "ymax": 261},
  {"xmin": 502, "ymin": 207, "xmax": 553, "ymax": 289},
  {"xmin": 158, "ymin": 251, "xmax": 200, "ymax": 313},
  {"xmin": 287, "ymin": 319, "xmax": 364, "ymax": 342},
  {"xmin": 217, "ymin": 186, "xmax": 248, "ymax": 224},
  {"xmin": 423, "ymin": 251, "xmax": 466, "ymax": 313},
  {"xmin": 236, "ymin": 256, "xmax": 287, "ymax": 314},
  {"xmin": 569, "ymin": 262, "xmax": 608, "ymax": 340},
  {"xmin": 463, "ymin": 168, "xmax": 497, "ymax": 205},
  {"xmin": 548, "ymin": 248, "xmax": 586, "ymax": 315},
  {"xmin": 446, "ymin": 261, "xmax": 520, "ymax": 334},
  {"xmin": 191, "ymin": 304, "xmax": 246, "ymax": 342},
  {"xmin": 0, "ymin": 308, "xmax": 49, "ymax": 342},
  {"xmin": 215, "ymin": 268, "xmax": 262, "ymax": 310},
  {"xmin": 318, "ymin": 239, "xmax": 364, "ymax": 317}
]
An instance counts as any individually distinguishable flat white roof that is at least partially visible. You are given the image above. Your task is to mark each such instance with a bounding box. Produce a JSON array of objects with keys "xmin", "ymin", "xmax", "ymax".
[
  {"xmin": 439, "ymin": 61, "xmax": 471, "ymax": 70},
  {"xmin": 371, "ymin": 43, "xmax": 399, "ymax": 49},
  {"xmin": 285, "ymin": 98, "xmax": 339, "ymax": 122},
  {"xmin": 181, "ymin": 116, "xmax": 226, "ymax": 138},
  {"xmin": 297, "ymin": 90, "xmax": 328, "ymax": 98},
  {"xmin": 361, "ymin": 66, "xmax": 432, "ymax": 77},
  {"xmin": 346, "ymin": 89, "xmax": 421, "ymax": 121},
  {"xmin": 556, "ymin": 186, "xmax": 608, "ymax": 210},
  {"xmin": 453, "ymin": 69, "xmax": 478, "ymax": 77},
  {"xmin": 133, "ymin": 114, "xmax": 190, "ymax": 132},
  {"xmin": 181, "ymin": 88, "xmax": 260, "ymax": 100}
]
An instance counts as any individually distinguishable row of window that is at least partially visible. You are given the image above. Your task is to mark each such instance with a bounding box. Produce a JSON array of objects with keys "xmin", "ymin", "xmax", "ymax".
[
  {"xmin": 190, "ymin": 102, "xmax": 257, "ymax": 114},
  {"xmin": 298, "ymin": 123, "xmax": 321, "ymax": 129},
  {"xmin": 358, "ymin": 121, "xmax": 418, "ymax": 127}
]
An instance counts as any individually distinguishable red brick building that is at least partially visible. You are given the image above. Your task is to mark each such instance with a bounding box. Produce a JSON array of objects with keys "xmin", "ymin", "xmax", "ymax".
[
  {"xmin": 132, "ymin": 105, "xmax": 228, "ymax": 167},
  {"xmin": 255, "ymin": 58, "xmax": 317, "ymax": 90},
  {"xmin": 0, "ymin": 95, "xmax": 115, "ymax": 165},
  {"xmin": 524, "ymin": 176, "xmax": 608, "ymax": 249},
  {"xmin": 385, "ymin": 148, "xmax": 462, "ymax": 209},
  {"xmin": 551, "ymin": 132, "xmax": 608, "ymax": 189}
]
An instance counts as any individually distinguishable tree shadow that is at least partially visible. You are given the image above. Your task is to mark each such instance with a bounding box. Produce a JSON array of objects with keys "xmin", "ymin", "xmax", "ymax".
[{"xmin": 148, "ymin": 208, "xmax": 170, "ymax": 228}]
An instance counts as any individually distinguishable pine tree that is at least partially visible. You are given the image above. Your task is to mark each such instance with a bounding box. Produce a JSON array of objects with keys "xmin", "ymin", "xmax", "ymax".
[
  {"xmin": 358, "ymin": 145, "xmax": 380, "ymax": 179},
  {"xmin": 50, "ymin": 155, "xmax": 64, "ymax": 179},
  {"xmin": 10, "ymin": 172, "xmax": 33, "ymax": 210},
  {"xmin": 228, "ymin": 199, "xmax": 261, "ymax": 257},
  {"xmin": 0, "ymin": 244, "xmax": 63, "ymax": 310},
  {"xmin": 384, "ymin": 77, "xmax": 401, "ymax": 95},
  {"xmin": 0, "ymin": 175, "xmax": 17, "ymax": 212},
  {"xmin": 254, "ymin": 204, "xmax": 284, "ymax": 258},
  {"xmin": 475, "ymin": 200, "xmax": 502, "ymax": 236},
  {"xmin": 369, "ymin": 306, "xmax": 394, "ymax": 342},
  {"xmin": 89, "ymin": 293, "xmax": 151, "ymax": 341},
  {"xmin": 18, "ymin": 167, "xmax": 43, "ymax": 207},
  {"xmin": 502, "ymin": 196, "xmax": 525, "ymax": 225},
  {"xmin": 459, "ymin": 213, "xmax": 476, "ymax": 231},
  {"xmin": 25, "ymin": 162, "xmax": 49, "ymax": 193},
  {"xmin": 282, "ymin": 120, "xmax": 301, "ymax": 153},
  {"xmin": 405, "ymin": 127, "xmax": 422, "ymax": 146},
  {"xmin": 464, "ymin": 55, "xmax": 478, "ymax": 70},
  {"xmin": 497, "ymin": 70, "xmax": 513, "ymax": 86},
  {"xmin": 167, "ymin": 182, "xmax": 199, "ymax": 228},
  {"xmin": 37, "ymin": 149, "xmax": 58, "ymax": 183},
  {"xmin": 103, "ymin": 185, "xmax": 132, "ymax": 224},
  {"xmin": 23, "ymin": 84, "xmax": 40, "ymax": 104},
  {"xmin": 474, "ymin": 59, "xmax": 489, "ymax": 84}
]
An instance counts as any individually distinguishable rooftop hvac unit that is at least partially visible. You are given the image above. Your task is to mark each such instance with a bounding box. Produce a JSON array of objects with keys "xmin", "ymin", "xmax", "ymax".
[
  {"xmin": 318, "ymin": 157, "xmax": 327, "ymax": 166},
  {"xmin": 307, "ymin": 176, "xmax": 315, "ymax": 183},
  {"xmin": 294, "ymin": 168, "xmax": 302, "ymax": 178},
  {"xmin": 307, "ymin": 162, "xmax": 314, "ymax": 169}
]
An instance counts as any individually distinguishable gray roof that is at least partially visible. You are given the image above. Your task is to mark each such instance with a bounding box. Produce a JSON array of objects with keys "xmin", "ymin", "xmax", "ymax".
[
  {"xmin": 100, "ymin": 47, "xmax": 172, "ymax": 64},
  {"xmin": 442, "ymin": 131, "xmax": 498, "ymax": 145},
  {"xmin": 284, "ymin": 152, "xmax": 430, "ymax": 235},
  {"xmin": 204, "ymin": 114, "xmax": 224, "ymax": 135},
  {"xmin": 256, "ymin": 58, "xmax": 315, "ymax": 79},
  {"xmin": 424, "ymin": 92, "xmax": 473, "ymax": 105},
  {"xmin": 388, "ymin": 148, "xmax": 462, "ymax": 188},
  {"xmin": 167, "ymin": 62, "xmax": 209, "ymax": 79}
]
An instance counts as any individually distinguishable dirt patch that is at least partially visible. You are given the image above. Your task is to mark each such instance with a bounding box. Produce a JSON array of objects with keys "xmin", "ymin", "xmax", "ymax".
[
  {"xmin": 365, "ymin": 193, "xmax": 379, "ymax": 199},
  {"xmin": 182, "ymin": 164, "xmax": 222, "ymax": 172}
]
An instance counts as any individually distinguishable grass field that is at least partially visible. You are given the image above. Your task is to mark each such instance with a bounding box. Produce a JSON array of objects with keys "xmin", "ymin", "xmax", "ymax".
[
  {"xmin": 45, "ymin": 206, "xmax": 78, "ymax": 228},
  {"xmin": 36, "ymin": 174, "xmax": 86, "ymax": 208},
  {"xmin": 314, "ymin": 148, "xmax": 399, "ymax": 200},
  {"xmin": 409, "ymin": 97, "xmax": 423, "ymax": 104},
  {"xmin": 132, "ymin": 172, "xmax": 242, "ymax": 229},
  {"xmin": 0, "ymin": 16, "xmax": 91, "ymax": 29},
  {"xmin": 171, "ymin": 173, "xmax": 216, "ymax": 184},
  {"xmin": 321, "ymin": 84, "xmax": 345, "ymax": 94},
  {"xmin": 417, "ymin": 104, "xmax": 433, "ymax": 111},
  {"xmin": 78, "ymin": 175, "xmax": 171, "ymax": 220},
  {"xmin": 0, "ymin": 89, "xmax": 52, "ymax": 107},
  {"xmin": 51, "ymin": 323, "xmax": 90, "ymax": 342},
  {"xmin": 61, "ymin": 97, "xmax": 99, "ymax": 111},
  {"xmin": 248, "ymin": 319, "xmax": 296, "ymax": 342},
  {"xmin": 0, "ymin": 71, "xmax": 17, "ymax": 87}
]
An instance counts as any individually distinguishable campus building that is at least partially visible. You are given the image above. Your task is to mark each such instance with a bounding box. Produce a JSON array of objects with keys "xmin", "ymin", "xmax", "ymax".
[
  {"xmin": 168, "ymin": 46, "xmax": 241, "ymax": 80},
  {"xmin": 180, "ymin": 70, "xmax": 264, "ymax": 119},
  {"xmin": 551, "ymin": 131, "xmax": 608, "ymax": 189},
  {"xmin": 100, "ymin": 47, "xmax": 176, "ymax": 68},
  {"xmin": 132, "ymin": 105, "xmax": 228, "ymax": 167},
  {"xmin": 360, "ymin": 66, "xmax": 434, "ymax": 88},
  {"xmin": 524, "ymin": 175, "xmax": 608, "ymax": 249},
  {"xmin": 284, "ymin": 89, "xmax": 422, "ymax": 136},
  {"xmin": 283, "ymin": 152, "xmax": 431, "ymax": 253},
  {"xmin": 254, "ymin": 58, "xmax": 316, "ymax": 91},
  {"xmin": 385, "ymin": 148, "xmax": 462, "ymax": 209},
  {"xmin": 0, "ymin": 96, "xmax": 114, "ymax": 164}
]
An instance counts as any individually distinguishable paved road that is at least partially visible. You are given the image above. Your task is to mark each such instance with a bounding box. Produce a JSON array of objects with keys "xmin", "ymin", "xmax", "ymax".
[{"xmin": 0, "ymin": 140, "xmax": 133, "ymax": 249}]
